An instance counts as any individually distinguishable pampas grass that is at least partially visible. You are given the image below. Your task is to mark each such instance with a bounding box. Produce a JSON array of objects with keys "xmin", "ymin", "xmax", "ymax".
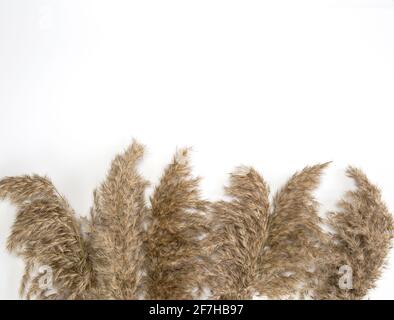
[
  {"xmin": 205, "ymin": 167, "xmax": 270, "ymax": 299},
  {"xmin": 313, "ymin": 167, "xmax": 394, "ymax": 299},
  {"xmin": 0, "ymin": 142, "xmax": 392, "ymax": 300},
  {"xmin": 0, "ymin": 176, "xmax": 93, "ymax": 299},
  {"xmin": 145, "ymin": 149, "xmax": 209, "ymax": 299},
  {"xmin": 254, "ymin": 163, "xmax": 329, "ymax": 299},
  {"xmin": 89, "ymin": 141, "xmax": 148, "ymax": 299}
]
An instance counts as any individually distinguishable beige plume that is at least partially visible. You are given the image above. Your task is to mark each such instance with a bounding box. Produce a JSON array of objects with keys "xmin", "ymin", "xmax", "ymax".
[
  {"xmin": 254, "ymin": 163, "xmax": 329, "ymax": 298},
  {"xmin": 144, "ymin": 148, "xmax": 209, "ymax": 299},
  {"xmin": 206, "ymin": 167, "xmax": 270, "ymax": 299},
  {"xmin": 314, "ymin": 167, "xmax": 394, "ymax": 299},
  {"xmin": 89, "ymin": 140, "xmax": 149, "ymax": 299},
  {"xmin": 1, "ymin": 144, "xmax": 392, "ymax": 300},
  {"xmin": 0, "ymin": 176, "xmax": 93, "ymax": 299}
]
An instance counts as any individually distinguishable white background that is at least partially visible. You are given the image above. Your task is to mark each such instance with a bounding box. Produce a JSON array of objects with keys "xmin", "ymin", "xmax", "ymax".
[{"xmin": 1, "ymin": 0, "xmax": 394, "ymax": 299}]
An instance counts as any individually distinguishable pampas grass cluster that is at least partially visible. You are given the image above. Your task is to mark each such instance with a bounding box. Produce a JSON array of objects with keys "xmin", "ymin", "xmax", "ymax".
[{"xmin": 0, "ymin": 141, "xmax": 393, "ymax": 300}]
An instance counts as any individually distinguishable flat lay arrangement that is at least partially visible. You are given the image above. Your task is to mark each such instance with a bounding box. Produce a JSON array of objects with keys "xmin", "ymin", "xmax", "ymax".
[{"xmin": 0, "ymin": 140, "xmax": 392, "ymax": 300}]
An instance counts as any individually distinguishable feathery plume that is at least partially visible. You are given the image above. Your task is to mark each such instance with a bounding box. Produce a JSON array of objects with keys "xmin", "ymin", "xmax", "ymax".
[
  {"xmin": 254, "ymin": 163, "xmax": 329, "ymax": 298},
  {"xmin": 314, "ymin": 167, "xmax": 394, "ymax": 299},
  {"xmin": 0, "ymin": 176, "xmax": 93, "ymax": 299},
  {"xmin": 206, "ymin": 167, "xmax": 270, "ymax": 299},
  {"xmin": 89, "ymin": 141, "xmax": 149, "ymax": 299},
  {"xmin": 0, "ymin": 175, "xmax": 61, "ymax": 204},
  {"xmin": 145, "ymin": 148, "xmax": 208, "ymax": 299},
  {"xmin": 1, "ymin": 143, "xmax": 393, "ymax": 300}
]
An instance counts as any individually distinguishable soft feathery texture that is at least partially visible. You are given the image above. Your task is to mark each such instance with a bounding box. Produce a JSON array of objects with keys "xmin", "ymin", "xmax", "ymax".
[
  {"xmin": 0, "ymin": 142, "xmax": 393, "ymax": 300},
  {"xmin": 313, "ymin": 167, "xmax": 394, "ymax": 299},
  {"xmin": 254, "ymin": 163, "xmax": 329, "ymax": 299},
  {"xmin": 206, "ymin": 167, "xmax": 270, "ymax": 299},
  {"xmin": 89, "ymin": 141, "xmax": 149, "ymax": 299},
  {"xmin": 144, "ymin": 149, "xmax": 209, "ymax": 299},
  {"xmin": 205, "ymin": 163, "xmax": 329, "ymax": 299},
  {"xmin": 0, "ymin": 176, "xmax": 93, "ymax": 299}
]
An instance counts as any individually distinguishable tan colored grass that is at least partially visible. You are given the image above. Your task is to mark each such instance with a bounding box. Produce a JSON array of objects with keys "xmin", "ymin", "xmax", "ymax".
[
  {"xmin": 144, "ymin": 149, "xmax": 209, "ymax": 299},
  {"xmin": 0, "ymin": 144, "xmax": 392, "ymax": 300},
  {"xmin": 0, "ymin": 176, "xmax": 93, "ymax": 299},
  {"xmin": 88, "ymin": 141, "xmax": 148, "ymax": 299},
  {"xmin": 313, "ymin": 167, "xmax": 394, "ymax": 299}
]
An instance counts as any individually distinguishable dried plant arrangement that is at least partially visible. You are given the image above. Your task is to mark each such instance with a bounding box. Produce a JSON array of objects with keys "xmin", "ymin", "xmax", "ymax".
[{"xmin": 0, "ymin": 141, "xmax": 393, "ymax": 300}]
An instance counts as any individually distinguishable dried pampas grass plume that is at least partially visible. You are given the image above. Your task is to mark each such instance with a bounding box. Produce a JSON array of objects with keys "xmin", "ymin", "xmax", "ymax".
[
  {"xmin": 145, "ymin": 148, "xmax": 209, "ymax": 299},
  {"xmin": 206, "ymin": 163, "xmax": 330, "ymax": 299},
  {"xmin": 206, "ymin": 167, "xmax": 270, "ymax": 299},
  {"xmin": 89, "ymin": 141, "xmax": 148, "ymax": 299},
  {"xmin": 0, "ymin": 142, "xmax": 393, "ymax": 300},
  {"xmin": 254, "ymin": 163, "xmax": 329, "ymax": 299},
  {"xmin": 0, "ymin": 176, "xmax": 93, "ymax": 299},
  {"xmin": 313, "ymin": 167, "xmax": 394, "ymax": 299}
]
